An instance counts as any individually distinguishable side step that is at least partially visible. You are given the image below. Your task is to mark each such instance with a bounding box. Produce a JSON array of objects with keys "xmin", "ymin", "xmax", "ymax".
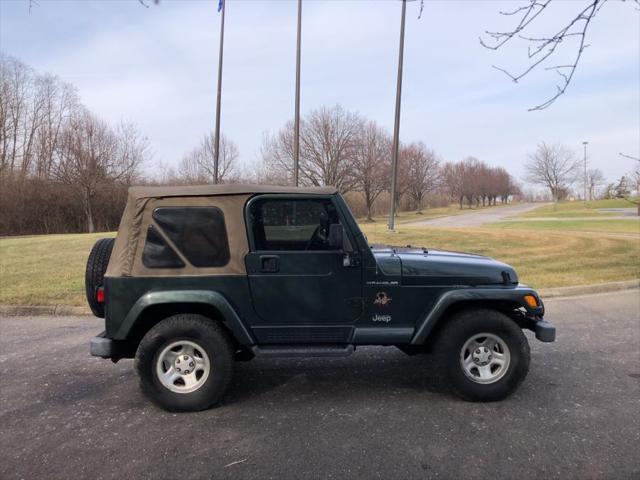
[{"xmin": 251, "ymin": 344, "xmax": 355, "ymax": 358}]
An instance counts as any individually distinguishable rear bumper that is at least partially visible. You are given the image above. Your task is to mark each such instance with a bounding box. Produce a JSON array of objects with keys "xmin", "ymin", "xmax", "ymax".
[{"xmin": 90, "ymin": 331, "xmax": 135, "ymax": 359}]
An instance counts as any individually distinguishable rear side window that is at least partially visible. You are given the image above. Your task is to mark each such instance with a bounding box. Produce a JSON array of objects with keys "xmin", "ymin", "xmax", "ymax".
[
  {"xmin": 145, "ymin": 207, "xmax": 230, "ymax": 268},
  {"xmin": 142, "ymin": 225, "xmax": 185, "ymax": 269}
]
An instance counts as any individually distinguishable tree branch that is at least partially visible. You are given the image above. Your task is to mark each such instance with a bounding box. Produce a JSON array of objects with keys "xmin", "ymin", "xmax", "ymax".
[
  {"xmin": 481, "ymin": 0, "xmax": 610, "ymax": 111},
  {"xmin": 619, "ymin": 152, "xmax": 640, "ymax": 162}
]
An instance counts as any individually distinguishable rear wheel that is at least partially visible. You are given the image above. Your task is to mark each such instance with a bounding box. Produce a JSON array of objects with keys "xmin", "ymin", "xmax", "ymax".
[
  {"xmin": 135, "ymin": 314, "xmax": 234, "ymax": 412},
  {"xmin": 433, "ymin": 308, "xmax": 530, "ymax": 401},
  {"xmin": 85, "ymin": 238, "xmax": 115, "ymax": 317}
]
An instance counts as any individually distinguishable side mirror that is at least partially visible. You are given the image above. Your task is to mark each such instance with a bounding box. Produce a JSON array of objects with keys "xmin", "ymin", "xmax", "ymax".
[{"xmin": 328, "ymin": 223, "xmax": 344, "ymax": 249}]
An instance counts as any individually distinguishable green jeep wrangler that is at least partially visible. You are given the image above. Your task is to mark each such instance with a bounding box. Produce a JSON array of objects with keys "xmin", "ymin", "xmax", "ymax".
[{"xmin": 87, "ymin": 185, "xmax": 555, "ymax": 412}]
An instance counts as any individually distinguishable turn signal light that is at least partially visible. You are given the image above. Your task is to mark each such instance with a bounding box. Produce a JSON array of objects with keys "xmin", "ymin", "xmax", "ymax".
[
  {"xmin": 96, "ymin": 286, "xmax": 105, "ymax": 304},
  {"xmin": 524, "ymin": 295, "xmax": 538, "ymax": 308}
]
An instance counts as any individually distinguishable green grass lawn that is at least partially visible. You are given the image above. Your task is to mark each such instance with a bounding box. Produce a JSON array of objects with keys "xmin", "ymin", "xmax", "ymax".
[
  {"xmin": 0, "ymin": 232, "xmax": 115, "ymax": 306},
  {"xmin": 361, "ymin": 224, "xmax": 640, "ymax": 290},
  {"xmin": 518, "ymin": 198, "xmax": 637, "ymax": 218},
  {"xmin": 1, "ymin": 212, "xmax": 639, "ymax": 306}
]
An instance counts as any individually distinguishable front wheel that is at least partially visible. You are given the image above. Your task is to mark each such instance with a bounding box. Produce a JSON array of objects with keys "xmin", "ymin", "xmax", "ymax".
[
  {"xmin": 433, "ymin": 308, "xmax": 530, "ymax": 402},
  {"xmin": 135, "ymin": 314, "xmax": 234, "ymax": 412}
]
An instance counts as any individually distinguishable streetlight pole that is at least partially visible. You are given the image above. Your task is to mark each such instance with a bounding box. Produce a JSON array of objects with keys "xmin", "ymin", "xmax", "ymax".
[
  {"xmin": 293, "ymin": 0, "xmax": 302, "ymax": 187},
  {"xmin": 388, "ymin": 0, "xmax": 407, "ymax": 232},
  {"xmin": 583, "ymin": 141, "xmax": 588, "ymax": 203},
  {"xmin": 213, "ymin": 0, "xmax": 226, "ymax": 185}
]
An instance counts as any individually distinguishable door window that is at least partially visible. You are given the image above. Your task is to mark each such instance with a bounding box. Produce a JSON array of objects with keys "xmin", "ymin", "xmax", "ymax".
[{"xmin": 250, "ymin": 198, "xmax": 345, "ymax": 251}]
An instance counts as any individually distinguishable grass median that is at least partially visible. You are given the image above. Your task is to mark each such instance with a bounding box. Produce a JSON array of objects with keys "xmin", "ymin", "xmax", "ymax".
[
  {"xmin": 517, "ymin": 198, "xmax": 636, "ymax": 218},
  {"xmin": 489, "ymin": 219, "xmax": 639, "ymax": 234}
]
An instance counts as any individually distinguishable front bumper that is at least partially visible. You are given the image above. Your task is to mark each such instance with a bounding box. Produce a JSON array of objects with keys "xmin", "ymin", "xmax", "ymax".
[
  {"xmin": 533, "ymin": 319, "xmax": 556, "ymax": 342},
  {"xmin": 516, "ymin": 315, "xmax": 556, "ymax": 342},
  {"xmin": 90, "ymin": 331, "xmax": 135, "ymax": 359}
]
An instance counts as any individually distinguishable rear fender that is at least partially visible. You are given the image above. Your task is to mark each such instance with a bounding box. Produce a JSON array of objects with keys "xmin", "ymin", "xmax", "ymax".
[
  {"xmin": 410, "ymin": 286, "xmax": 543, "ymax": 345},
  {"xmin": 115, "ymin": 290, "xmax": 254, "ymax": 345}
]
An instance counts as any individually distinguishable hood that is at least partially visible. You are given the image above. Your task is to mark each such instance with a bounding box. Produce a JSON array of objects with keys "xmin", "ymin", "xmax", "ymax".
[{"xmin": 372, "ymin": 247, "xmax": 518, "ymax": 287}]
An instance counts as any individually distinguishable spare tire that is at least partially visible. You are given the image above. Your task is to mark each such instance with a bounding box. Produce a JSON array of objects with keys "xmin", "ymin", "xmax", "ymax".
[{"xmin": 85, "ymin": 238, "xmax": 115, "ymax": 318}]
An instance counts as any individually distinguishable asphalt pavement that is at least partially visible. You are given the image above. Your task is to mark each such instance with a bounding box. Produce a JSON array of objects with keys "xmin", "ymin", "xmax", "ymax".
[
  {"xmin": 1, "ymin": 290, "xmax": 639, "ymax": 480},
  {"xmin": 407, "ymin": 202, "xmax": 544, "ymax": 227}
]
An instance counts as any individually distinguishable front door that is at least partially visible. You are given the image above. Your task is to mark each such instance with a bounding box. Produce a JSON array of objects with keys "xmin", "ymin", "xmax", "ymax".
[{"xmin": 245, "ymin": 196, "xmax": 362, "ymax": 344}]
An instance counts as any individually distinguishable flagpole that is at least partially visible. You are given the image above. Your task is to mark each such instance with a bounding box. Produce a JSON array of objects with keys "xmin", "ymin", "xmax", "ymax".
[
  {"xmin": 388, "ymin": 0, "xmax": 407, "ymax": 231},
  {"xmin": 293, "ymin": 0, "xmax": 302, "ymax": 187},
  {"xmin": 213, "ymin": 0, "xmax": 226, "ymax": 184}
]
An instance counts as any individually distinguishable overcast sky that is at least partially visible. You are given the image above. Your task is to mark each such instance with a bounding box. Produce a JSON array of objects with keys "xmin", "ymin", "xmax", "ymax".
[{"xmin": 1, "ymin": 0, "xmax": 639, "ymax": 183}]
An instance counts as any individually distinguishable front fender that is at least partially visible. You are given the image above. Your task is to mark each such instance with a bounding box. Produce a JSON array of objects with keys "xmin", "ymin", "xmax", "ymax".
[
  {"xmin": 410, "ymin": 285, "xmax": 543, "ymax": 345},
  {"xmin": 115, "ymin": 290, "xmax": 254, "ymax": 345}
]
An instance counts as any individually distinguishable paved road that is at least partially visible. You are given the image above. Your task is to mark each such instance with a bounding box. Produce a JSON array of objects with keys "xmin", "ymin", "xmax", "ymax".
[
  {"xmin": 409, "ymin": 203, "xmax": 545, "ymax": 227},
  {"xmin": 598, "ymin": 208, "xmax": 637, "ymax": 217},
  {"xmin": 1, "ymin": 290, "xmax": 639, "ymax": 480}
]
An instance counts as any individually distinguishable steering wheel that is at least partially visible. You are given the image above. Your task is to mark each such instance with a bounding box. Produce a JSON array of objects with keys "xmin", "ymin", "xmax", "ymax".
[{"xmin": 305, "ymin": 225, "xmax": 327, "ymax": 250}]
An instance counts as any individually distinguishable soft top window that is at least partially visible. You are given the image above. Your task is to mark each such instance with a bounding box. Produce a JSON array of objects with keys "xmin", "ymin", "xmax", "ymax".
[
  {"xmin": 149, "ymin": 206, "xmax": 230, "ymax": 268},
  {"xmin": 142, "ymin": 225, "xmax": 185, "ymax": 269},
  {"xmin": 249, "ymin": 198, "xmax": 344, "ymax": 251}
]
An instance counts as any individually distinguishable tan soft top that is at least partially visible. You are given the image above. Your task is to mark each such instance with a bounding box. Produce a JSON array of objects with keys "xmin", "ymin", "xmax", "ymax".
[
  {"xmin": 106, "ymin": 184, "xmax": 338, "ymax": 278},
  {"xmin": 128, "ymin": 184, "xmax": 338, "ymax": 200}
]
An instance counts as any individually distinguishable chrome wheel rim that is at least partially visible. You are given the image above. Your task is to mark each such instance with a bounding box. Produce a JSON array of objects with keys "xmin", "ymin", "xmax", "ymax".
[
  {"xmin": 460, "ymin": 333, "xmax": 510, "ymax": 384},
  {"xmin": 156, "ymin": 340, "xmax": 210, "ymax": 394}
]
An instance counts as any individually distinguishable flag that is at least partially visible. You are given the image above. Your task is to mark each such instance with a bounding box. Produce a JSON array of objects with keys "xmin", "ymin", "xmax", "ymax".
[{"xmin": 218, "ymin": 0, "xmax": 224, "ymax": 13}]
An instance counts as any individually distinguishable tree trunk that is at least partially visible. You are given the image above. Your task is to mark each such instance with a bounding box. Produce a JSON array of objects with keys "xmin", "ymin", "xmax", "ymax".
[
  {"xmin": 366, "ymin": 198, "xmax": 374, "ymax": 222},
  {"xmin": 84, "ymin": 188, "xmax": 95, "ymax": 233}
]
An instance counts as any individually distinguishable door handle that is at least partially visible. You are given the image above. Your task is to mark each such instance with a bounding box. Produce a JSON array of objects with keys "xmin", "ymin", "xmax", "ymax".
[{"xmin": 260, "ymin": 255, "xmax": 279, "ymax": 273}]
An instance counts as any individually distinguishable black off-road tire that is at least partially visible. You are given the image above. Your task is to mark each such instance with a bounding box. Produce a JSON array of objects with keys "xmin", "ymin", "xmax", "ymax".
[
  {"xmin": 85, "ymin": 238, "xmax": 115, "ymax": 317},
  {"xmin": 135, "ymin": 314, "xmax": 234, "ymax": 412},
  {"xmin": 433, "ymin": 308, "xmax": 530, "ymax": 402}
]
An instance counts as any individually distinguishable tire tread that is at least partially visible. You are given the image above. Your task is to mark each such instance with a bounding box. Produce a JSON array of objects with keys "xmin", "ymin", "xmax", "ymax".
[
  {"xmin": 135, "ymin": 314, "xmax": 234, "ymax": 412},
  {"xmin": 432, "ymin": 308, "xmax": 530, "ymax": 402},
  {"xmin": 85, "ymin": 238, "xmax": 115, "ymax": 317}
]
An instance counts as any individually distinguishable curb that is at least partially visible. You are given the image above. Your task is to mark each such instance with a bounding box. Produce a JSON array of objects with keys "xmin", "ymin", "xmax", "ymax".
[
  {"xmin": 0, "ymin": 305, "xmax": 91, "ymax": 316},
  {"xmin": 1, "ymin": 280, "xmax": 638, "ymax": 317},
  {"xmin": 538, "ymin": 280, "xmax": 640, "ymax": 298}
]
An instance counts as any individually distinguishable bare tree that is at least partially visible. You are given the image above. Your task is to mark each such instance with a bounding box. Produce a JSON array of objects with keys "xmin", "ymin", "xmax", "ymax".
[
  {"xmin": 494, "ymin": 166, "xmax": 521, "ymax": 204},
  {"xmin": 262, "ymin": 105, "xmax": 363, "ymax": 192},
  {"xmin": 404, "ymin": 142, "xmax": 440, "ymax": 213},
  {"xmin": 54, "ymin": 109, "xmax": 145, "ymax": 232},
  {"xmin": 438, "ymin": 158, "xmax": 521, "ymax": 209},
  {"xmin": 459, "ymin": 157, "xmax": 484, "ymax": 208},
  {"xmin": 619, "ymin": 153, "xmax": 640, "ymax": 215},
  {"xmin": 261, "ymin": 127, "xmax": 295, "ymax": 185},
  {"xmin": 0, "ymin": 54, "xmax": 78, "ymax": 180},
  {"xmin": 33, "ymin": 74, "xmax": 78, "ymax": 179},
  {"xmin": 481, "ymin": 0, "xmax": 640, "ymax": 110},
  {"xmin": 179, "ymin": 132, "xmax": 238, "ymax": 184},
  {"xmin": 524, "ymin": 142, "xmax": 580, "ymax": 203},
  {"xmin": 352, "ymin": 121, "xmax": 391, "ymax": 221},
  {"xmin": 1, "ymin": 54, "xmax": 31, "ymax": 175},
  {"xmin": 299, "ymin": 105, "xmax": 362, "ymax": 191},
  {"xmin": 1, "ymin": 54, "xmax": 148, "ymax": 235},
  {"xmin": 585, "ymin": 168, "xmax": 605, "ymax": 201},
  {"xmin": 442, "ymin": 161, "xmax": 467, "ymax": 209}
]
